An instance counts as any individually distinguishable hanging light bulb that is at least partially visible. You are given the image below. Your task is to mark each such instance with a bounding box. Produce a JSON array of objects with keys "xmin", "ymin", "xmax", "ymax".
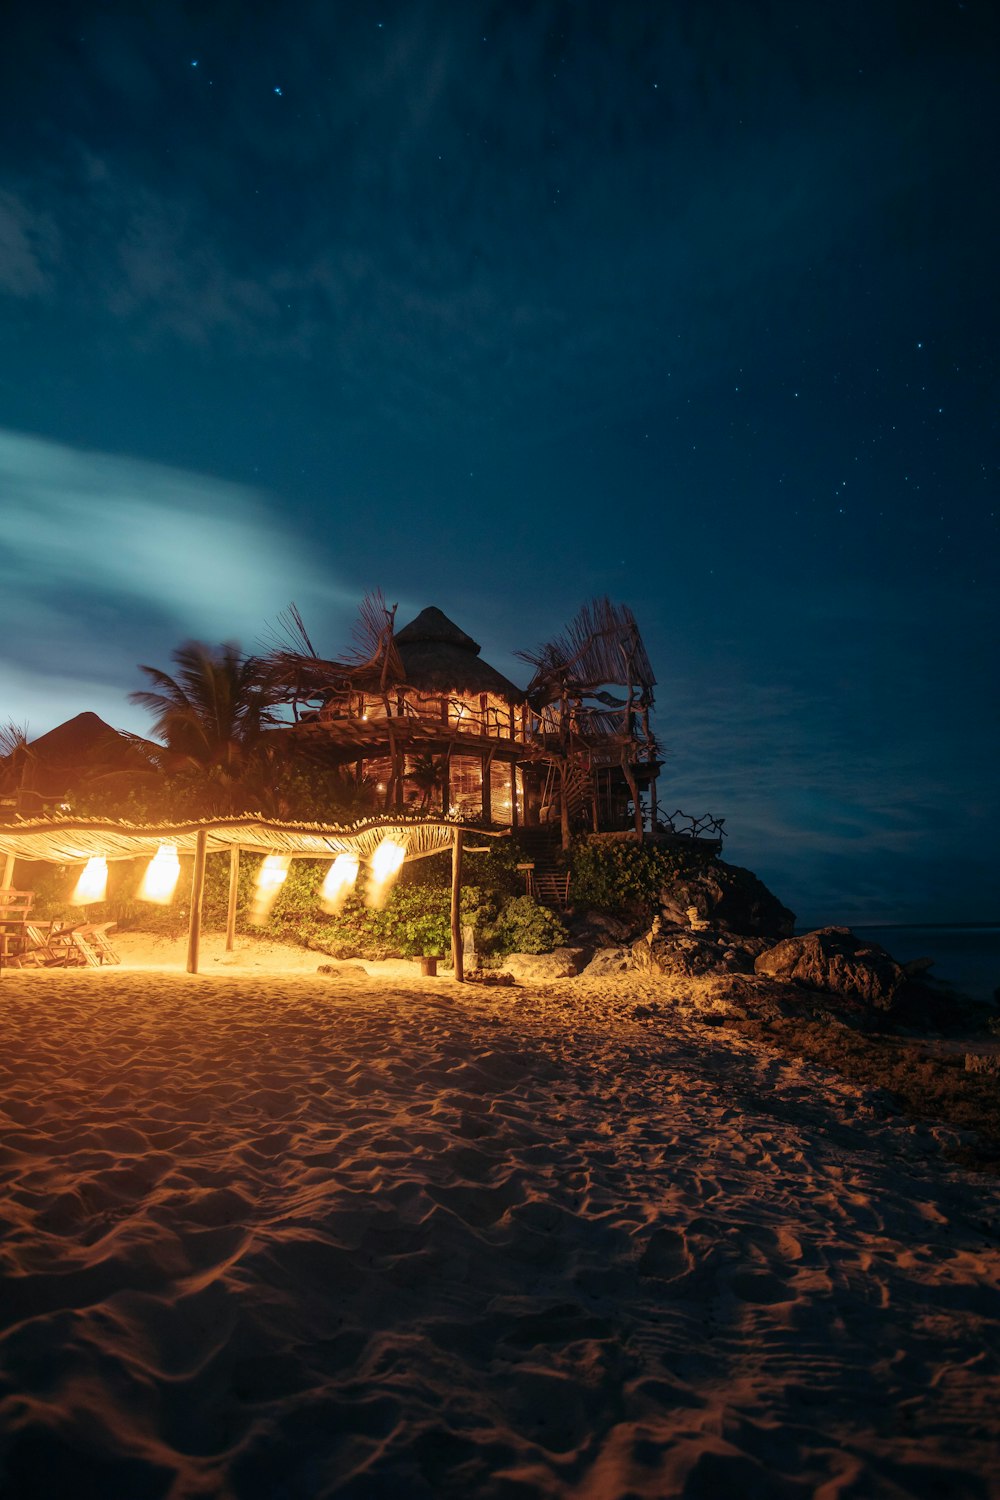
[
  {"xmin": 250, "ymin": 854, "xmax": 290, "ymax": 925},
  {"xmin": 138, "ymin": 844, "xmax": 181, "ymax": 904},
  {"xmin": 320, "ymin": 853, "xmax": 359, "ymax": 912},
  {"xmin": 365, "ymin": 837, "xmax": 406, "ymax": 907},
  {"xmin": 71, "ymin": 856, "xmax": 108, "ymax": 905}
]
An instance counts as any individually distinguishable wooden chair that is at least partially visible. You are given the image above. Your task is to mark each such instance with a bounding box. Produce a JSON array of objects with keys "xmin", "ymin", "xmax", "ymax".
[
  {"xmin": 0, "ymin": 890, "xmax": 35, "ymax": 968},
  {"xmin": 14, "ymin": 923, "xmax": 65, "ymax": 967},
  {"xmin": 70, "ymin": 930, "xmax": 102, "ymax": 966},
  {"xmin": 86, "ymin": 923, "xmax": 120, "ymax": 965}
]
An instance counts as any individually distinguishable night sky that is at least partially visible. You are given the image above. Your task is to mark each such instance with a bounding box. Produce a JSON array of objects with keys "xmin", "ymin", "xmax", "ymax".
[{"xmin": 1, "ymin": 1, "xmax": 996, "ymax": 925}]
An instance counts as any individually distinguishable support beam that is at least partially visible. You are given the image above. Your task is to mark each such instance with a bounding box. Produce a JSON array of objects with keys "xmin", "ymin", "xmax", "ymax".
[
  {"xmin": 186, "ymin": 829, "xmax": 208, "ymax": 975},
  {"xmin": 225, "ymin": 844, "xmax": 240, "ymax": 952},
  {"xmin": 450, "ymin": 827, "xmax": 464, "ymax": 983},
  {"xmin": 1, "ymin": 853, "xmax": 14, "ymax": 891}
]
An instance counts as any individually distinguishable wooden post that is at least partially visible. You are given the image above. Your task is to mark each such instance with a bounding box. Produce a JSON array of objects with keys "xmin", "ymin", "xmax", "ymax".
[
  {"xmin": 225, "ymin": 844, "xmax": 240, "ymax": 952},
  {"xmin": 481, "ymin": 752, "xmax": 492, "ymax": 824},
  {"xmin": 1, "ymin": 853, "xmax": 14, "ymax": 890},
  {"xmin": 186, "ymin": 829, "xmax": 208, "ymax": 975},
  {"xmin": 511, "ymin": 761, "xmax": 519, "ymax": 831},
  {"xmin": 559, "ymin": 765, "xmax": 571, "ymax": 851},
  {"xmin": 450, "ymin": 827, "xmax": 464, "ymax": 983}
]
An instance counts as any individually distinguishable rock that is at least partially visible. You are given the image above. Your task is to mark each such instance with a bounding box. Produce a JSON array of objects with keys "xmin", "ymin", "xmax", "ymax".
[
  {"xmin": 581, "ymin": 910, "xmax": 632, "ymax": 943},
  {"xmin": 504, "ymin": 947, "xmax": 587, "ymax": 982},
  {"xmin": 754, "ymin": 927, "xmax": 906, "ymax": 1010},
  {"xmin": 659, "ymin": 861, "xmax": 794, "ymax": 938},
  {"xmin": 631, "ymin": 929, "xmax": 764, "ymax": 979},
  {"xmin": 317, "ymin": 962, "xmax": 368, "ymax": 977},
  {"xmin": 581, "ymin": 946, "xmax": 634, "ymax": 977},
  {"xmin": 965, "ymin": 1053, "xmax": 1000, "ymax": 1075}
]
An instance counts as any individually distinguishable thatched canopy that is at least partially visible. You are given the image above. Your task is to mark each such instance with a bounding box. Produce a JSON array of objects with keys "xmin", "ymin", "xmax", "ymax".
[
  {"xmin": 0, "ymin": 713, "xmax": 156, "ymax": 801},
  {"xmin": 393, "ymin": 607, "xmax": 524, "ymax": 702},
  {"xmin": 518, "ymin": 598, "xmax": 656, "ymax": 706},
  {"xmin": 0, "ymin": 812, "xmax": 492, "ymax": 865}
]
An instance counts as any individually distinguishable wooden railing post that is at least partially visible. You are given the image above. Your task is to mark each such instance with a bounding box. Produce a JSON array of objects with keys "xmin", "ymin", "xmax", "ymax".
[
  {"xmin": 450, "ymin": 827, "xmax": 464, "ymax": 983},
  {"xmin": 186, "ymin": 829, "xmax": 208, "ymax": 975},
  {"xmin": 225, "ymin": 844, "xmax": 240, "ymax": 952}
]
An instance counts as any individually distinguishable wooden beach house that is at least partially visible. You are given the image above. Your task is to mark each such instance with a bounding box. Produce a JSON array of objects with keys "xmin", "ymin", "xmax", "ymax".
[{"xmin": 261, "ymin": 596, "xmax": 662, "ymax": 843}]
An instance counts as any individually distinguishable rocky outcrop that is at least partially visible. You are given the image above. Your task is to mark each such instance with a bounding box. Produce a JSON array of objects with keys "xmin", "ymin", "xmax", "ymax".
[
  {"xmin": 754, "ymin": 927, "xmax": 906, "ymax": 1010},
  {"xmin": 659, "ymin": 862, "xmax": 794, "ymax": 938},
  {"xmin": 581, "ymin": 946, "xmax": 634, "ymax": 978},
  {"xmin": 632, "ymin": 928, "xmax": 770, "ymax": 979},
  {"xmin": 504, "ymin": 947, "xmax": 587, "ymax": 983}
]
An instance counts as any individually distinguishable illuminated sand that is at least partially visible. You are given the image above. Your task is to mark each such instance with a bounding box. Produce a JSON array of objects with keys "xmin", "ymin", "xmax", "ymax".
[{"xmin": 2, "ymin": 949, "xmax": 999, "ymax": 1498}]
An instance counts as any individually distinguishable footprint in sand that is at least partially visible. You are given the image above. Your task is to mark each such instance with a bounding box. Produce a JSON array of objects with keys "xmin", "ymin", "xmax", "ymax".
[
  {"xmin": 638, "ymin": 1227, "xmax": 693, "ymax": 1282},
  {"xmin": 726, "ymin": 1268, "xmax": 792, "ymax": 1304}
]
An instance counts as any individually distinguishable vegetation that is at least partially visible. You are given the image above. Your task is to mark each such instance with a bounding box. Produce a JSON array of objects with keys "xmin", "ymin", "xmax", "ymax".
[
  {"xmin": 24, "ymin": 835, "xmax": 567, "ymax": 961},
  {"xmin": 570, "ymin": 836, "xmax": 715, "ymax": 917}
]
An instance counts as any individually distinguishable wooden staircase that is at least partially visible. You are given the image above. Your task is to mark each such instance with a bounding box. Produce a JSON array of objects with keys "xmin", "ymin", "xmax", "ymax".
[{"xmin": 517, "ymin": 828, "xmax": 571, "ymax": 908}]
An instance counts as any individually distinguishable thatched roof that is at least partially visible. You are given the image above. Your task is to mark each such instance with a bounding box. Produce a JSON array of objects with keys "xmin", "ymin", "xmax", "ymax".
[
  {"xmin": 1, "ymin": 713, "xmax": 156, "ymax": 799},
  {"xmin": 0, "ymin": 812, "xmax": 502, "ymax": 865},
  {"xmin": 26, "ymin": 713, "xmax": 132, "ymax": 765},
  {"xmin": 393, "ymin": 607, "xmax": 524, "ymax": 702},
  {"xmin": 517, "ymin": 598, "xmax": 656, "ymax": 705}
]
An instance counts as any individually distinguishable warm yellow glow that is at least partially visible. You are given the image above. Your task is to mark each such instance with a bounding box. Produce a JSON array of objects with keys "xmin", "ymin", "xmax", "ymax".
[
  {"xmin": 371, "ymin": 838, "xmax": 405, "ymax": 883},
  {"xmin": 250, "ymin": 854, "xmax": 290, "ymax": 925},
  {"xmin": 320, "ymin": 853, "xmax": 359, "ymax": 912},
  {"xmin": 138, "ymin": 844, "xmax": 181, "ymax": 904},
  {"xmin": 365, "ymin": 837, "xmax": 406, "ymax": 907},
  {"xmin": 70, "ymin": 856, "xmax": 108, "ymax": 905}
]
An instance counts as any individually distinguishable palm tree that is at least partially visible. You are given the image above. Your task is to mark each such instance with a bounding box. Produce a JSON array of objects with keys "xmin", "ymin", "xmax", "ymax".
[{"xmin": 129, "ymin": 641, "xmax": 271, "ymax": 815}]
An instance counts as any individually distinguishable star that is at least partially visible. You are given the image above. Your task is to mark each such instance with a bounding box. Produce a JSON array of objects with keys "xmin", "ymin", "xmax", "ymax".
[{"xmin": 273, "ymin": 86, "xmax": 283, "ymax": 96}]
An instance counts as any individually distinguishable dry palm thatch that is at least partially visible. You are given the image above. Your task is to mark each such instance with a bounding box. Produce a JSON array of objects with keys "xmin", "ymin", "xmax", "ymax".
[
  {"xmin": 259, "ymin": 591, "xmax": 405, "ymax": 712},
  {"xmin": 517, "ymin": 598, "xmax": 656, "ymax": 705},
  {"xmin": 393, "ymin": 607, "xmax": 524, "ymax": 701}
]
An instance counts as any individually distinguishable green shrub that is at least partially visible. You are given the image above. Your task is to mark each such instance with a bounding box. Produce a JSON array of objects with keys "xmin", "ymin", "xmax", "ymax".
[
  {"xmin": 487, "ymin": 895, "xmax": 568, "ymax": 955},
  {"xmin": 570, "ymin": 837, "xmax": 715, "ymax": 917}
]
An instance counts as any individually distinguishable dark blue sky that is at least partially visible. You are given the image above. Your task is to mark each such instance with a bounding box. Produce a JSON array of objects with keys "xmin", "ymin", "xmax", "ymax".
[{"xmin": 1, "ymin": 0, "xmax": 997, "ymax": 923}]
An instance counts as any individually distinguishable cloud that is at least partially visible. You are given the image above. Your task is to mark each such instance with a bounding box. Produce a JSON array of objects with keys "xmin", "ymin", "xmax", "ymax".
[
  {"xmin": 0, "ymin": 429, "xmax": 352, "ymax": 734},
  {"xmin": 0, "ymin": 190, "xmax": 57, "ymax": 297}
]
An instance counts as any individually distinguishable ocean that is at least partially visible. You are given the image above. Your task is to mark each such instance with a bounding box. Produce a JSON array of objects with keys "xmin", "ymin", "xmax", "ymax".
[{"xmin": 852, "ymin": 926, "xmax": 1000, "ymax": 1004}]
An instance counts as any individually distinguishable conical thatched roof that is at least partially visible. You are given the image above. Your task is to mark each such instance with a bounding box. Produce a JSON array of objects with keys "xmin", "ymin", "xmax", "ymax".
[
  {"xmin": 1, "ymin": 713, "xmax": 156, "ymax": 799},
  {"xmin": 27, "ymin": 712, "xmax": 126, "ymax": 765},
  {"xmin": 394, "ymin": 607, "xmax": 524, "ymax": 701}
]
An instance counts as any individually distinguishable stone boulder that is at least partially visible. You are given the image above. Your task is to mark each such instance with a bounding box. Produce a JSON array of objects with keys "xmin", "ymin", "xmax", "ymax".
[
  {"xmin": 631, "ymin": 929, "xmax": 768, "ymax": 979},
  {"xmin": 504, "ymin": 947, "xmax": 587, "ymax": 983},
  {"xmin": 659, "ymin": 861, "xmax": 794, "ymax": 938},
  {"xmin": 581, "ymin": 946, "xmax": 634, "ymax": 978},
  {"xmin": 754, "ymin": 926, "xmax": 906, "ymax": 1010}
]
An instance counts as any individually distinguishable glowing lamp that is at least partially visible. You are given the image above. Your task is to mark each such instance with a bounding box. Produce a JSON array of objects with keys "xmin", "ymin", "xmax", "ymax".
[
  {"xmin": 321, "ymin": 853, "xmax": 359, "ymax": 912},
  {"xmin": 371, "ymin": 838, "xmax": 405, "ymax": 883},
  {"xmin": 365, "ymin": 837, "xmax": 406, "ymax": 907},
  {"xmin": 71, "ymin": 856, "xmax": 108, "ymax": 906},
  {"xmin": 138, "ymin": 844, "xmax": 181, "ymax": 904},
  {"xmin": 250, "ymin": 854, "xmax": 290, "ymax": 925}
]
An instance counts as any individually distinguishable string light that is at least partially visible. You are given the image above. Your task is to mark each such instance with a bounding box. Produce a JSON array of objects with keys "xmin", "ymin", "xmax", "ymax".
[
  {"xmin": 138, "ymin": 844, "xmax": 181, "ymax": 904},
  {"xmin": 70, "ymin": 856, "xmax": 108, "ymax": 905},
  {"xmin": 321, "ymin": 853, "xmax": 359, "ymax": 911},
  {"xmin": 250, "ymin": 854, "xmax": 290, "ymax": 925},
  {"xmin": 366, "ymin": 837, "xmax": 406, "ymax": 907}
]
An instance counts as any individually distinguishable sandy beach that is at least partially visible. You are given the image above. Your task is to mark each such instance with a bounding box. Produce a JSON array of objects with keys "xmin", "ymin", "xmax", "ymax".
[{"xmin": 1, "ymin": 939, "xmax": 999, "ymax": 1498}]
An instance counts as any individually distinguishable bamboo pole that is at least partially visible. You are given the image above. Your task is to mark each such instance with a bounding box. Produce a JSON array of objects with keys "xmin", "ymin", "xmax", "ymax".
[
  {"xmin": 186, "ymin": 829, "xmax": 208, "ymax": 975},
  {"xmin": 1, "ymin": 853, "xmax": 14, "ymax": 890},
  {"xmin": 450, "ymin": 827, "xmax": 464, "ymax": 983},
  {"xmin": 225, "ymin": 844, "xmax": 240, "ymax": 952}
]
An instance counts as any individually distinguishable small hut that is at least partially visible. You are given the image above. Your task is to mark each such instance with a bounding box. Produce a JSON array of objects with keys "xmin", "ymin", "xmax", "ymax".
[{"xmin": 262, "ymin": 596, "xmax": 662, "ymax": 839}]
